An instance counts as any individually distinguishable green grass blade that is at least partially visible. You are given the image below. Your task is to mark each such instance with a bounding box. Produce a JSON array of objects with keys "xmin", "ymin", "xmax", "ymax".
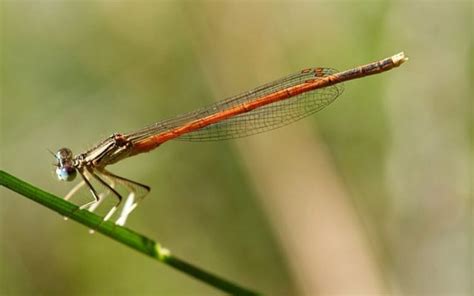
[{"xmin": 0, "ymin": 170, "xmax": 259, "ymax": 295}]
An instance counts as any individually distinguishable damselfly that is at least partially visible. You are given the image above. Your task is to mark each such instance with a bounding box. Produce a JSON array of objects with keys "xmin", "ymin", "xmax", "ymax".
[{"xmin": 54, "ymin": 52, "xmax": 407, "ymax": 226}]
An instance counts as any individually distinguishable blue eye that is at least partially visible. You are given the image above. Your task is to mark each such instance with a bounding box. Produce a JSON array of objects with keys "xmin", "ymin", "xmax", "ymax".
[{"xmin": 56, "ymin": 166, "xmax": 77, "ymax": 181}]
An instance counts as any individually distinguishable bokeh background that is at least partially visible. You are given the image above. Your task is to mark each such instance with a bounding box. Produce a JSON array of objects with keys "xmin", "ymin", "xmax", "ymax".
[{"xmin": 1, "ymin": 1, "xmax": 471, "ymax": 295}]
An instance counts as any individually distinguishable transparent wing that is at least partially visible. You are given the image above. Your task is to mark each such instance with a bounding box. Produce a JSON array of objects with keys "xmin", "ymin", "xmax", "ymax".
[{"xmin": 127, "ymin": 67, "xmax": 343, "ymax": 142}]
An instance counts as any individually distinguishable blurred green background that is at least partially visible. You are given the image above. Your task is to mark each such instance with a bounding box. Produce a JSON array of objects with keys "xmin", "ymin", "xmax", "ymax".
[{"xmin": 1, "ymin": 1, "xmax": 471, "ymax": 295}]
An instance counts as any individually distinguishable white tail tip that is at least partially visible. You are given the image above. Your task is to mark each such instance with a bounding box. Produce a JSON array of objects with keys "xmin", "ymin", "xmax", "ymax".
[{"xmin": 391, "ymin": 52, "xmax": 408, "ymax": 66}]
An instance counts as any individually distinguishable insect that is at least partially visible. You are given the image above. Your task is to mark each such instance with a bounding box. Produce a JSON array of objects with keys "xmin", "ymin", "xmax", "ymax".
[{"xmin": 54, "ymin": 52, "xmax": 407, "ymax": 226}]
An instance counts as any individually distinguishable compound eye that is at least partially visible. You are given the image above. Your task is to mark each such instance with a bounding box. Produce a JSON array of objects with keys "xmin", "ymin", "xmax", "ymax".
[
  {"xmin": 56, "ymin": 148, "xmax": 73, "ymax": 161},
  {"xmin": 56, "ymin": 166, "xmax": 77, "ymax": 181}
]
